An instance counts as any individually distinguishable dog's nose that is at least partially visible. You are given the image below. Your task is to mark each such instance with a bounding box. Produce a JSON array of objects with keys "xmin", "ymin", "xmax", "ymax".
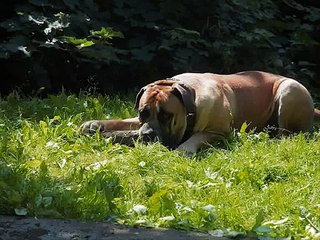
[
  {"xmin": 139, "ymin": 126, "xmax": 159, "ymax": 142},
  {"xmin": 141, "ymin": 129, "xmax": 158, "ymax": 141}
]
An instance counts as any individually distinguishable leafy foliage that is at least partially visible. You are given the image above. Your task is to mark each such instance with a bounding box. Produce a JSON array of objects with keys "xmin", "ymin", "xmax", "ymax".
[{"xmin": 1, "ymin": 0, "xmax": 320, "ymax": 95}]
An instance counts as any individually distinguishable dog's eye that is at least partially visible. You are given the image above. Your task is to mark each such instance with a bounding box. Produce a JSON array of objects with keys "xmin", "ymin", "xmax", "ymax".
[
  {"xmin": 139, "ymin": 109, "xmax": 150, "ymax": 121},
  {"xmin": 158, "ymin": 110, "xmax": 172, "ymax": 123}
]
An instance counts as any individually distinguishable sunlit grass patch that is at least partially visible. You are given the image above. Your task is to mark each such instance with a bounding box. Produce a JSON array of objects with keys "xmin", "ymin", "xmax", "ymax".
[{"xmin": 0, "ymin": 92, "xmax": 320, "ymax": 238}]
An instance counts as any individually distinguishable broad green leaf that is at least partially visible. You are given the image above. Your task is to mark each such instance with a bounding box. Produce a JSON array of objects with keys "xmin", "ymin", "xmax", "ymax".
[
  {"xmin": 77, "ymin": 41, "xmax": 94, "ymax": 49},
  {"xmin": 7, "ymin": 191, "xmax": 22, "ymax": 205},
  {"xmin": 15, "ymin": 207, "xmax": 28, "ymax": 216},
  {"xmin": 252, "ymin": 209, "xmax": 264, "ymax": 230},
  {"xmin": 26, "ymin": 160, "xmax": 42, "ymax": 168},
  {"xmin": 65, "ymin": 37, "xmax": 95, "ymax": 49},
  {"xmin": 174, "ymin": 28, "xmax": 200, "ymax": 37},
  {"xmin": 240, "ymin": 122, "xmax": 248, "ymax": 133},
  {"xmin": 39, "ymin": 120, "xmax": 47, "ymax": 128},
  {"xmin": 90, "ymin": 27, "xmax": 124, "ymax": 40},
  {"xmin": 42, "ymin": 196, "xmax": 53, "ymax": 207},
  {"xmin": 254, "ymin": 226, "xmax": 273, "ymax": 234},
  {"xmin": 40, "ymin": 161, "xmax": 48, "ymax": 173},
  {"xmin": 148, "ymin": 189, "xmax": 175, "ymax": 215}
]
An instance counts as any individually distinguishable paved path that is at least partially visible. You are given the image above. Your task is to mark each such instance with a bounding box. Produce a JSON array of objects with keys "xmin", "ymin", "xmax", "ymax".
[{"xmin": 0, "ymin": 215, "xmax": 232, "ymax": 240}]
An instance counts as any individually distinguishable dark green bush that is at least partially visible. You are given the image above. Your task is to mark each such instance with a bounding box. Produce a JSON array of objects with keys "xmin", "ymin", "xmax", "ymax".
[{"xmin": 1, "ymin": 0, "xmax": 319, "ymax": 95}]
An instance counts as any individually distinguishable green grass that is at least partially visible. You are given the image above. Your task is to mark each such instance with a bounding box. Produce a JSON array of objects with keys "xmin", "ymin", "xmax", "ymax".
[{"xmin": 1, "ymin": 91, "xmax": 320, "ymax": 238}]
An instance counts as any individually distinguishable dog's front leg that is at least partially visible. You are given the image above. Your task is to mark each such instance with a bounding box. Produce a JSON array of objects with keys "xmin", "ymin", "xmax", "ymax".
[
  {"xmin": 80, "ymin": 117, "xmax": 140, "ymax": 134},
  {"xmin": 176, "ymin": 131, "xmax": 225, "ymax": 154}
]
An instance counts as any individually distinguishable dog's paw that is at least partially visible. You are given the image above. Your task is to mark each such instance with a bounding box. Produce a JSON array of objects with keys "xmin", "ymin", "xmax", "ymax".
[
  {"xmin": 176, "ymin": 142, "xmax": 198, "ymax": 156},
  {"xmin": 80, "ymin": 120, "xmax": 105, "ymax": 134}
]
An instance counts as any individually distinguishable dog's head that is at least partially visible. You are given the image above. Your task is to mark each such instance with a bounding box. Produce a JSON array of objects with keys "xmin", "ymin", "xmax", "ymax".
[{"xmin": 135, "ymin": 80, "xmax": 195, "ymax": 149}]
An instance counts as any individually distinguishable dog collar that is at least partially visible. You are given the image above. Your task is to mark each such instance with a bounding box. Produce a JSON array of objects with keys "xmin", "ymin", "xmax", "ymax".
[{"xmin": 182, "ymin": 111, "xmax": 196, "ymax": 143}]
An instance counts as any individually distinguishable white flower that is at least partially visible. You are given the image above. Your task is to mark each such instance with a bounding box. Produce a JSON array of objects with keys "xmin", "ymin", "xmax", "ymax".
[
  {"xmin": 186, "ymin": 180, "xmax": 194, "ymax": 187},
  {"xmin": 182, "ymin": 206, "xmax": 193, "ymax": 212},
  {"xmin": 44, "ymin": 20, "xmax": 69, "ymax": 35},
  {"xmin": 203, "ymin": 204, "xmax": 215, "ymax": 211},
  {"xmin": 135, "ymin": 219, "xmax": 146, "ymax": 224},
  {"xmin": 305, "ymin": 224, "xmax": 320, "ymax": 237},
  {"xmin": 200, "ymin": 182, "xmax": 218, "ymax": 189},
  {"xmin": 178, "ymin": 220, "xmax": 188, "ymax": 225},
  {"xmin": 160, "ymin": 216, "xmax": 175, "ymax": 221},
  {"xmin": 132, "ymin": 205, "xmax": 147, "ymax": 215},
  {"xmin": 85, "ymin": 160, "xmax": 108, "ymax": 170},
  {"xmin": 204, "ymin": 168, "xmax": 219, "ymax": 180},
  {"xmin": 58, "ymin": 158, "xmax": 67, "ymax": 168},
  {"xmin": 45, "ymin": 38, "xmax": 58, "ymax": 45},
  {"xmin": 138, "ymin": 161, "xmax": 146, "ymax": 167},
  {"xmin": 46, "ymin": 141, "xmax": 59, "ymax": 148},
  {"xmin": 203, "ymin": 204, "xmax": 217, "ymax": 217},
  {"xmin": 263, "ymin": 217, "xmax": 289, "ymax": 225}
]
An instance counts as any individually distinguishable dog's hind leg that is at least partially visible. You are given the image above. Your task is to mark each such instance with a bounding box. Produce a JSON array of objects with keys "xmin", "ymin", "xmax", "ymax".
[{"xmin": 275, "ymin": 79, "xmax": 314, "ymax": 134}]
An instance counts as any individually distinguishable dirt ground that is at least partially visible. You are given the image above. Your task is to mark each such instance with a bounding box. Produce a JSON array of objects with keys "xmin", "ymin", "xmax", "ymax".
[{"xmin": 0, "ymin": 215, "xmax": 233, "ymax": 240}]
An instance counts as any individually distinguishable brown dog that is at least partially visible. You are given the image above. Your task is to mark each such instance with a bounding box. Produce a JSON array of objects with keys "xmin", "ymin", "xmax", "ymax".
[{"xmin": 81, "ymin": 71, "xmax": 320, "ymax": 153}]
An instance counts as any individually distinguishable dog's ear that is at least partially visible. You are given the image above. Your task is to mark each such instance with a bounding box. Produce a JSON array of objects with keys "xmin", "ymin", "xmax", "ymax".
[
  {"xmin": 134, "ymin": 86, "xmax": 146, "ymax": 109},
  {"xmin": 171, "ymin": 83, "xmax": 196, "ymax": 113}
]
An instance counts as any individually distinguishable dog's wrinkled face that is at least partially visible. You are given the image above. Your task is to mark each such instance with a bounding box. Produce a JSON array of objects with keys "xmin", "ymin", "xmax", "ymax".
[{"xmin": 136, "ymin": 82, "xmax": 187, "ymax": 149}]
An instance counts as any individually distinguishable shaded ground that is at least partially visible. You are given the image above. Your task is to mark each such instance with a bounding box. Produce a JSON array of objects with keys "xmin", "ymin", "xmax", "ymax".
[{"xmin": 0, "ymin": 215, "xmax": 234, "ymax": 240}]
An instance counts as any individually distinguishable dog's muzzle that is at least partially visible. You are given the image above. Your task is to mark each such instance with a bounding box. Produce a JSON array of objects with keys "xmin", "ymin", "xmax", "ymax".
[{"xmin": 139, "ymin": 123, "xmax": 160, "ymax": 142}]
